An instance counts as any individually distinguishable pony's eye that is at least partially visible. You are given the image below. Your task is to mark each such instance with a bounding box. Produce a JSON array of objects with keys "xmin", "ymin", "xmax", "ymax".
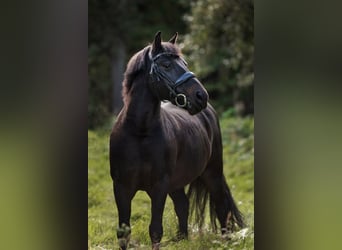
[{"xmin": 162, "ymin": 63, "xmax": 171, "ymax": 69}]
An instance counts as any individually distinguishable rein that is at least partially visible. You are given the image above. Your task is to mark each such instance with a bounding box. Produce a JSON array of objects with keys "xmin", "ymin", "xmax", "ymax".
[{"xmin": 149, "ymin": 52, "xmax": 195, "ymax": 108}]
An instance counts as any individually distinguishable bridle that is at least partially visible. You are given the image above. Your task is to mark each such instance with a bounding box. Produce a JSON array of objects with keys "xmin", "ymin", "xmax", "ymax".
[{"xmin": 149, "ymin": 52, "xmax": 195, "ymax": 108}]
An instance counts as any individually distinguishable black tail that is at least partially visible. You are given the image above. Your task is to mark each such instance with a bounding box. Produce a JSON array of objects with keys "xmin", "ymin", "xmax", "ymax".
[
  {"xmin": 187, "ymin": 177, "xmax": 245, "ymax": 232},
  {"xmin": 187, "ymin": 178, "xmax": 209, "ymax": 229},
  {"xmin": 219, "ymin": 179, "xmax": 245, "ymax": 229}
]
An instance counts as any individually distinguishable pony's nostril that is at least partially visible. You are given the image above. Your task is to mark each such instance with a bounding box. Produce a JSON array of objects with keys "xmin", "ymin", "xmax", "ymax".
[
  {"xmin": 196, "ymin": 91, "xmax": 204, "ymax": 100},
  {"xmin": 195, "ymin": 91, "xmax": 208, "ymax": 109}
]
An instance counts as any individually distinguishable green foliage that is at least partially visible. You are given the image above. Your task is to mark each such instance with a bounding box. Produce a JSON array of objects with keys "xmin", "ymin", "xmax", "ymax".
[
  {"xmin": 182, "ymin": 0, "xmax": 254, "ymax": 114},
  {"xmin": 88, "ymin": 114, "xmax": 254, "ymax": 249},
  {"xmin": 88, "ymin": 46, "xmax": 112, "ymax": 129}
]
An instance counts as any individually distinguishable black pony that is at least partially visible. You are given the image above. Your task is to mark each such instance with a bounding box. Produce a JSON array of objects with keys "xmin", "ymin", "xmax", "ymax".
[{"xmin": 110, "ymin": 32, "xmax": 244, "ymax": 250}]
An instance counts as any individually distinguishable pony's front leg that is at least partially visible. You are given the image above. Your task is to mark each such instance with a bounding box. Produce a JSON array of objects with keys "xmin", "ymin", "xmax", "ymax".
[
  {"xmin": 113, "ymin": 182, "xmax": 135, "ymax": 250},
  {"xmin": 169, "ymin": 189, "xmax": 189, "ymax": 240},
  {"xmin": 148, "ymin": 187, "xmax": 168, "ymax": 250}
]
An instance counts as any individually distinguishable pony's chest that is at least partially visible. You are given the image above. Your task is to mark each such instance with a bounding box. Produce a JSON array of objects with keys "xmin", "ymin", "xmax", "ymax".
[{"xmin": 112, "ymin": 133, "xmax": 166, "ymax": 165}]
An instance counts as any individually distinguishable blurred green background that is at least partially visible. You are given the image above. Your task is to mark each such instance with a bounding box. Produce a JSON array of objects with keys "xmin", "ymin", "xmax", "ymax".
[{"xmin": 88, "ymin": 0, "xmax": 254, "ymax": 129}]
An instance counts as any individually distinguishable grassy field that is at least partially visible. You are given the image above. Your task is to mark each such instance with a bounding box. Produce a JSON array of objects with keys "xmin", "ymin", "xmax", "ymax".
[{"xmin": 88, "ymin": 113, "xmax": 254, "ymax": 250}]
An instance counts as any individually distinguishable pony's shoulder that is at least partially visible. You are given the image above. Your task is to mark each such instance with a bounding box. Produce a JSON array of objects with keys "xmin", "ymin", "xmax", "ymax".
[
  {"xmin": 160, "ymin": 101, "xmax": 217, "ymax": 120},
  {"xmin": 161, "ymin": 102, "xmax": 189, "ymax": 117}
]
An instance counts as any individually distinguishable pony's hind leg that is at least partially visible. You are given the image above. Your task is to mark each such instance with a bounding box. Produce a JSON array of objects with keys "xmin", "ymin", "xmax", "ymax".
[
  {"xmin": 169, "ymin": 188, "xmax": 189, "ymax": 240},
  {"xmin": 113, "ymin": 182, "xmax": 135, "ymax": 250}
]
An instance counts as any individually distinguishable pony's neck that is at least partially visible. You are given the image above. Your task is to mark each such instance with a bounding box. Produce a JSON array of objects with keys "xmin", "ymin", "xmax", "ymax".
[{"xmin": 124, "ymin": 78, "xmax": 161, "ymax": 134}]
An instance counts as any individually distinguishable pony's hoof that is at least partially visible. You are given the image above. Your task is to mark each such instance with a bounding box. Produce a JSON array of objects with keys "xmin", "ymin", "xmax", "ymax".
[
  {"xmin": 172, "ymin": 232, "xmax": 188, "ymax": 242},
  {"xmin": 117, "ymin": 224, "xmax": 131, "ymax": 250},
  {"xmin": 118, "ymin": 238, "xmax": 128, "ymax": 250},
  {"xmin": 152, "ymin": 242, "xmax": 160, "ymax": 250}
]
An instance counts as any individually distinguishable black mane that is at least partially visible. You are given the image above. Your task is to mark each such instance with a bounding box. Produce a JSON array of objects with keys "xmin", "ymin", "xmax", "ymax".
[{"xmin": 122, "ymin": 46, "xmax": 150, "ymax": 102}]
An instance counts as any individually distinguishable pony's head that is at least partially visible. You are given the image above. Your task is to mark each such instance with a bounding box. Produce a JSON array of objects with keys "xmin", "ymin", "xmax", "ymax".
[{"xmin": 148, "ymin": 31, "xmax": 208, "ymax": 115}]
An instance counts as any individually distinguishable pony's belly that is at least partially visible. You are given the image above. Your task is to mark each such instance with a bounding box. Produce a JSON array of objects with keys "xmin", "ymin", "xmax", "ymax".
[{"xmin": 168, "ymin": 163, "xmax": 206, "ymax": 192}]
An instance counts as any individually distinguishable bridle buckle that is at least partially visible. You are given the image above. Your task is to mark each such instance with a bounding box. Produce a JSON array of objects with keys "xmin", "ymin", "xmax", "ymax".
[{"xmin": 175, "ymin": 93, "xmax": 187, "ymax": 108}]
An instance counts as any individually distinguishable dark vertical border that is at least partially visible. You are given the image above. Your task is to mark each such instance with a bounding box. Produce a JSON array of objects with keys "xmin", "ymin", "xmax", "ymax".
[{"xmin": 0, "ymin": 0, "xmax": 88, "ymax": 249}]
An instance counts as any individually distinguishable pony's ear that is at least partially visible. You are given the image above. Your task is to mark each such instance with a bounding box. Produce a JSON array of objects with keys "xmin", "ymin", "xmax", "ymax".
[
  {"xmin": 168, "ymin": 32, "xmax": 178, "ymax": 44},
  {"xmin": 152, "ymin": 31, "xmax": 162, "ymax": 54}
]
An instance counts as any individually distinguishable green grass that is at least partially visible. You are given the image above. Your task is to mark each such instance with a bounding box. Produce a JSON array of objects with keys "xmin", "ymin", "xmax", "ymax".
[{"xmin": 88, "ymin": 115, "xmax": 254, "ymax": 249}]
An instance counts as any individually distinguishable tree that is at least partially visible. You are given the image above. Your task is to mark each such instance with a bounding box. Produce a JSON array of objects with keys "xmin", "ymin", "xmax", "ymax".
[{"xmin": 182, "ymin": 0, "xmax": 254, "ymax": 115}]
